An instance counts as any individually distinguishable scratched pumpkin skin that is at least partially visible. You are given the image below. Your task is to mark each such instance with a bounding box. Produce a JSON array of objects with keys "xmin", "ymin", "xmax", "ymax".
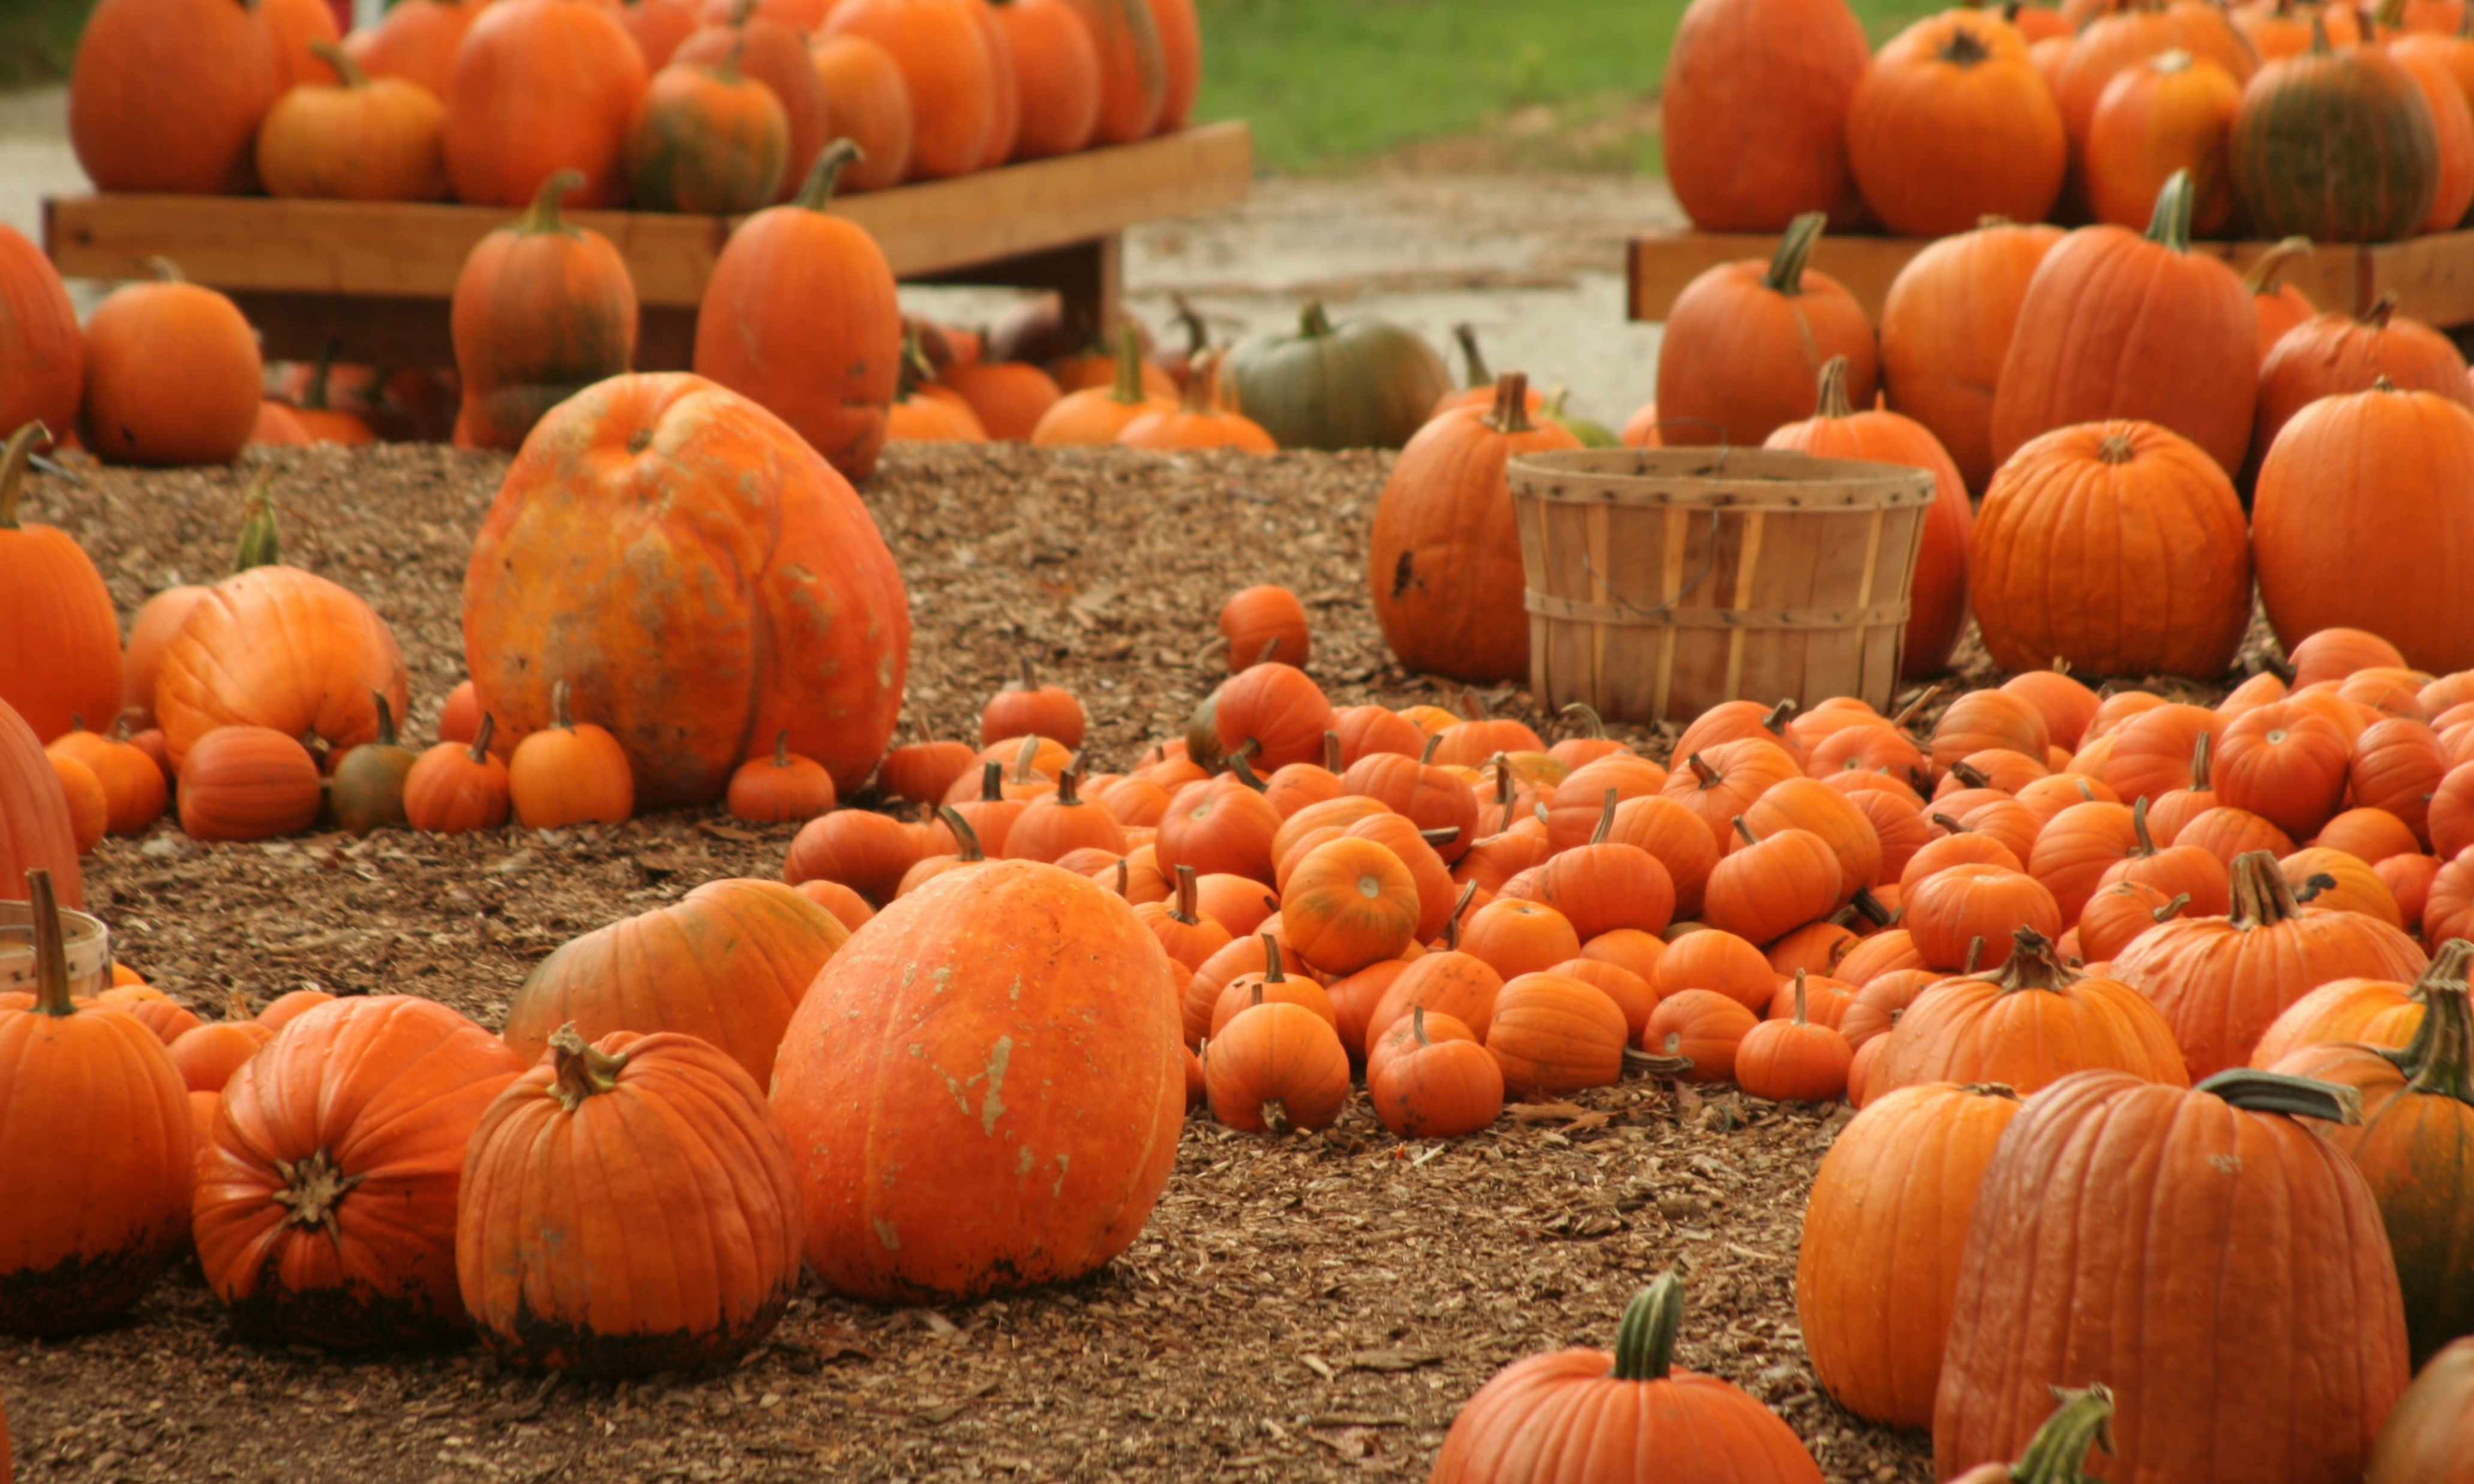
[{"xmin": 769, "ymin": 858, "xmax": 1186, "ymax": 1302}]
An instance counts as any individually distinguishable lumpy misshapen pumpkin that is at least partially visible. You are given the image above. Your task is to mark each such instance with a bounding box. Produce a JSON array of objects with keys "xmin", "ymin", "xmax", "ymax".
[
  {"xmin": 769, "ymin": 859, "xmax": 1185, "ymax": 1302},
  {"xmin": 462, "ymin": 373, "xmax": 910, "ymax": 808}
]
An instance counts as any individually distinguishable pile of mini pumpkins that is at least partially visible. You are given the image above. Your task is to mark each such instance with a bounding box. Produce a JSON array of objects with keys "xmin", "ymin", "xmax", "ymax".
[
  {"xmin": 68, "ymin": 0, "xmax": 1199, "ymax": 212},
  {"xmin": 1665, "ymin": 0, "xmax": 2474, "ymax": 243}
]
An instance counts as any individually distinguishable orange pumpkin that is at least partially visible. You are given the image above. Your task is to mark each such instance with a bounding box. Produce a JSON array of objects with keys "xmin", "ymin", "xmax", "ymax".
[
  {"xmin": 449, "ymin": 171, "xmax": 639, "ymax": 451},
  {"xmin": 1879, "ymin": 219, "xmax": 2065, "ymax": 493},
  {"xmin": 154, "ymin": 560, "xmax": 409, "ymax": 771},
  {"xmin": 1847, "ymin": 10, "xmax": 2066, "ymax": 236},
  {"xmin": 176, "ymin": 726, "xmax": 323, "ymax": 842},
  {"xmin": 808, "ymin": 34, "xmax": 915, "ymax": 191},
  {"xmin": 671, "ymin": 8, "xmax": 831, "ymax": 204},
  {"xmin": 344, "ymin": 0, "xmax": 479, "ymax": 97},
  {"xmin": 403, "ymin": 714, "xmax": 512, "ymax": 833},
  {"xmin": 258, "ymin": 41, "xmax": 449, "ymax": 201},
  {"xmin": 621, "ymin": 52, "xmax": 791, "ymax": 213},
  {"xmin": 822, "ymin": 0, "xmax": 996, "ymax": 179},
  {"xmin": 79, "ymin": 263, "xmax": 261, "ymax": 466},
  {"xmin": 2087, "ymin": 49, "xmax": 2243, "ymax": 236},
  {"xmin": 0, "ymin": 426, "xmax": 122, "ymax": 745},
  {"xmin": 1117, "ymin": 351, "xmax": 1276, "ymax": 452},
  {"xmin": 1486, "ymin": 971, "xmax": 1630, "ymax": 1096},
  {"xmin": 1657, "ymin": 215, "xmax": 1879, "ymax": 448},
  {"xmin": 1659, "ymin": 0, "xmax": 1870, "ymax": 231},
  {"xmin": 2256, "ymin": 299, "xmax": 2474, "ymax": 472},
  {"xmin": 0, "ymin": 226, "xmax": 82, "ymax": 442},
  {"xmin": 1063, "ymin": 0, "xmax": 1166, "ymax": 144},
  {"xmin": 1868, "ymin": 928, "xmax": 2190, "ymax": 1099},
  {"xmin": 1366, "ymin": 1006, "xmax": 1502, "ymax": 1139},
  {"xmin": 443, "ymin": 0, "xmax": 648, "ymax": 208},
  {"xmin": 1641, "ymin": 989, "xmax": 1761, "ymax": 1083},
  {"xmin": 1001, "ymin": 0, "xmax": 1102, "ymax": 158},
  {"xmin": 68, "ymin": 0, "xmax": 280, "ymax": 194}
]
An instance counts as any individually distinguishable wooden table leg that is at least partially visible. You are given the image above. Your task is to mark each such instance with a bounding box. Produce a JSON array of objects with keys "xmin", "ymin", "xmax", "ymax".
[{"xmin": 912, "ymin": 234, "xmax": 1125, "ymax": 336}]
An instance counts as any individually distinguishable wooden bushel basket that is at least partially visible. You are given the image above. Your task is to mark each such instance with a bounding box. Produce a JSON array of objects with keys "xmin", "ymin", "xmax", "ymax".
[{"xmin": 1510, "ymin": 447, "xmax": 1935, "ymax": 725}]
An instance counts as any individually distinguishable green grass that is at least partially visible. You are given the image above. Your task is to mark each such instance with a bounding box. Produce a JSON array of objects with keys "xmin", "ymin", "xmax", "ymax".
[
  {"xmin": 1195, "ymin": 0, "xmax": 1942, "ymax": 172},
  {"xmin": 0, "ymin": 0, "xmax": 88, "ymax": 90}
]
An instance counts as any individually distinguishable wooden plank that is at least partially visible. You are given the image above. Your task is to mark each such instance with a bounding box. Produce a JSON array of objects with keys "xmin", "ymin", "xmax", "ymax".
[
  {"xmin": 1627, "ymin": 227, "xmax": 2474, "ymax": 327},
  {"xmin": 45, "ymin": 122, "xmax": 1252, "ymax": 308}
]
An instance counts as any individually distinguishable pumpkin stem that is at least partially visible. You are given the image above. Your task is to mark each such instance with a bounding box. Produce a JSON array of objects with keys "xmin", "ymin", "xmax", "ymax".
[
  {"xmin": 146, "ymin": 255, "xmax": 185, "ymax": 283},
  {"xmin": 311, "ymin": 38, "xmax": 367, "ymax": 88},
  {"xmin": 1560, "ymin": 701, "xmax": 1607, "ymax": 739},
  {"xmin": 2195, "ymin": 1067, "xmax": 2362, "ymax": 1123},
  {"xmin": 2228, "ymin": 849, "xmax": 2304, "ymax": 928},
  {"xmin": 515, "ymin": 169, "xmax": 585, "ymax": 236},
  {"xmin": 2006, "ymin": 1385, "xmax": 2117, "ymax": 1484},
  {"xmin": 1890, "ymin": 681, "xmax": 1947, "ymax": 731},
  {"xmin": 1789, "ymin": 968, "xmax": 1811, "ymax": 1025},
  {"xmin": 772, "ymin": 729, "xmax": 792, "ymax": 769},
  {"xmin": 1949, "ymin": 758, "xmax": 1992, "ymax": 790},
  {"xmin": 1055, "ymin": 758, "xmax": 1086, "ymax": 808},
  {"xmin": 1812, "ymin": 356, "xmax": 1854, "ymax": 419},
  {"xmin": 1976, "ymin": 927, "xmax": 2076, "ymax": 993},
  {"xmin": 1938, "ymin": 19, "xmax": 1994, "ymax": 64},
  {"xmin": 25, "ymin": 870, "xmax": 76, "ymax": 1019},
  {"xmin": 1850, "ymin": 886, "xmax": 1893, "ymax": 928},
  {"xmin": 1964, "ymin": 933, "xmax": 1986, "ymax": 974},
  {"xmin": 1688, "ymin": 752, "xmax": 1721, "ymax": 790},
  {"xmin": 1608, "ymin": 1271, "xmax": 1687, "ymax": 1381},
  {"xmin": 2290, "ymin": 871, "xmax": 2339, "ymax": 905},
  {"xmin": 1172, "ymin": 863, "xmax": 1201, "ymax": 925},
  {"xmin": 546, "ymin": 1024, "xmax": 629, "ymax": 1112},
  {"xmin": 469, "ymin": 712, "xmax": 497, "ymax": 764},
  {"xmin": 1420, "ymin": 825, "xmax": 1461, "ymax": 847},
  {"xmin": 0, "ymin": 422, "xmax": 42, "ymax": 529},
  {"xmin": 2142, "ymin": 169, "xmax": 2196, "ymax": 253},
  {"xmin": 1411, "ymin": 1002, "xmax": 1432, "ymax": 1048},
  {"xmin": 232, "ymin": 468, "xmax": 283, "ymax": 571},
  {"xmin": 1761, "ymin": 213, "xmax": 1827, "ymax": 296},
  {"xmin": 1227, "ymin": 751, "xmax": 1268, "ymax": 793},
  {"xmin": 371, "ymin": 691, "xmax": 398, "ymax": 748},
  {"xmin": 1495, "ymin": 757, "xmax": 1518, "ymax": 834},
  {"xmin": 1420, "ymin": 733, "xmax": 1444, "ymax": 765},
  {"xmin": 793, "ymin": 138, "xmax": 864, "ymax": 211},
  {"xmin": 2186, "ymin": 730, "xmax": 2214, "ymax": 790},
  {"xmin": 1107, "ymin": 323, "xmax": 1150, "ymax": 408},
  {"xmin": 2361, "ymin": 294, "xmax": 2400, "ymax": 329},
  {"xmin": 2242, "ymin": 236, "xmax": 2316, "ymax": 293},
  {"xmin": 1323, "ymin": 731, "xmax": 1342, "ymax": 773},
  {"xmin": 1581, "ymin": 788, "xmax": 1618, "ymax": 846},
  {"xmin": 1113, "ymin": 856, "xmax": 1129, "ymax": 897},
  {"xmin": 937, "ymin": 804, "xmax": 984, "ymax": 863},
  {"xmin": 1297, "ymin": 299, "xmax": 1335, "ymax": 339},
  {"xmin": 2373, "ymin": 373, "xmax": 2398, "ymax": 393},
  {"xmin": 2399, "ymin": 944, "xmax": 2473, "ymax": 1104},
  {"xmin": 977, "ymin": 760, "xmax": 1003, "ymax": 803},
  {"xmin": 1259, "ymin": 933, "xmax": 1285, "ymax": 984},
  {"xmin": 1730, "ymin": 815, "xmax": 1760, "ymax": 850},
  {"xmin": 1171, "ymin": 291, "xmax": 1208, "ymax": 359},
  {"xmin": 2154, "ymin": 891, "xmax": 2190, "ymax": 923},
  {"xmin": 2127, "ymin": 796, "xmax": 2159, "ymax": 856},
  {"xmin": 270, "ymin": 1147, "xmax": 369, "ymax": 1245},
  {"xmin": 1260, "ymin": 1098, "xmax": 1292, "ymax": 1135},
  {"xmin": 1930, "ymin": 811, "xmax": 1967, "ymax": 834},
  {"xmin": 2094, "ymin": 433, "xmax": 2137, "ymax": 466},
  {"xmin": 1011, "ymin": 733, "xmax": 1041, "ymax": 782},
  {"xmin": 1445, "ymin": 880, "xmax": 1477, "ymax": 949},
  {"xmin": 1484, "ymin": 372, "xmax": 1536, "ymax": 435},
  {"xmin": 551, "ymin": 678, "xmax": 575, "ymax": 731},
  {"xmin": 1451, "ymin": 323, "xmax": 1492, "ymax": 390}
]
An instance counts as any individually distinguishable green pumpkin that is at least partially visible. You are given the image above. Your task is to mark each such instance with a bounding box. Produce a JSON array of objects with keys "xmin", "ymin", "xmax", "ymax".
[
  {"xmin": 2230, "ymin": 17, "xmax": 2438, "ymax": 243},
  {"xmin": 1541, "ymin": 387, "xmax": 1619, "ymax": 448},
  {"xmin": 330, "ymin": 693, "xmax": 417, "ymax": 836},
  {"xmin": 1225, "ymin": 300, "xmax": 1451, "ymax": 451}
]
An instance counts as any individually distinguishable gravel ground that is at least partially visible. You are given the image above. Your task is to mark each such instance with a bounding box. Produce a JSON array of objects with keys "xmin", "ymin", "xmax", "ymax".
[{"xmin": 2, "ymin": 442, "xmax": 1947, "ymax": 1484}]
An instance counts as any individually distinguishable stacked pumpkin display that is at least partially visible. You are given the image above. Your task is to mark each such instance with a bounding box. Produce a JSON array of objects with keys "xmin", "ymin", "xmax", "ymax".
[{"xmin": 1661, "ymin": 0, "xmax": 2474, "ymax": 245}]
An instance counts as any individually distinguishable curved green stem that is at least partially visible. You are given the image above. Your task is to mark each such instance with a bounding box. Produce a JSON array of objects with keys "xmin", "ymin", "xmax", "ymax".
[
  {"xmin": 2196, "ymin": 1067, "xmax": 2363, "ymax": 1124},
  {"xmin": 1609, "ymin": 1271, "xmax": 1685, "ymax": 1381},
  {"xmin": 1761, "ymin": 213, "xmax": 1827, "ymax": 294},
  {"xmin": 2144, "ymin": 169, "xmax": 2195, "ymax": 252},
  {"xmin": 516, "ymin": 169, "xmax": 585, "ymax": 236},
  {"xmin": 794, "ymin": 138, "xmax": 864, "ymax": 211}
]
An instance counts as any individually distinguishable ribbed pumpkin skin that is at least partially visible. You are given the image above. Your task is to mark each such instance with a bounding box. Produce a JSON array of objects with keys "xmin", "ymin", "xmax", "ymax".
[
  {"xmin": 0, "ymin": 700, "xmax": 81, "ymax": 910},
  {"xmin": 1848, "ymin": 11, "xmax": 2066, "ymax": 237},
  {"xmin": 0, "ymin": 971, "xmax": 194, "ymax": 1335},
  {"xmin": 1879, "ymin": 221, "xmax": 2064, "ymax": 492},
  {"xmin": 1660, "ymin": 0, "xmax": 1870, "ymax": 231},
  {"xmin": 2368, "ymin": 1338, "xmax": 2474, "ymax": 1484},
  {"xmin": 1934, "ymin": 1070, "xmax": 2410, "ymax": 1484},
  {"xmin": 176, "ymin": 726, "xmax": 323, "ymax": 842},
  {"xmin": 194, "ymin": 997, "xmax": 528, "ymax": 1346},
  {"xmin": 2232, "ymin": 40, "xmax": 2440, "ymax": 242},
  {"xmin": 0, "ymin": 225, "xmax": 83, "ymax": 438},
  {"xmin": 1970, "ymin": 420, "xmax": 2252, "ymax": 679},
  {"xmin": 462, "ymin": 374, "xmax": 910, "ymax": 806},
  {"xmin": 449, "ymin": 174, "xmax": 639, "ymax": 453},
  {"xmin": 458, "ymin": 1030, "xmax": 803, "ymax": 1376},
  {"xmin": 443, "ymin": 0, "xmax": 648, "ymax": 209},
  {"xmin": 1368, "ymin": 387, "xmax": 1582, "ymax": 685},
  {"xmin": 821, "ymin": 0, "xmax": 996, "ymax": 179},
  {"xmin": 1766, "ymin": 363, "xmax": 1973, "ymax": 677},
  {"xmin": 2253, "ymin": 305, "xmax": 2474, "ymax": 466},
  {"xmin": 0, "ymin": 435, "xmax": 122, "ymax": 746},
  {"xmin": 154, "ymin": 565, "xmax": 411, "ymax": 767},
  {"xmin": 1796, "ymin": 1082, "xmax": 2022, "ymax": 1427},
  {"xmin": 1225, "ymin": 303, "xmax": 1452, "ymax": 453},
  {"xmin": 79, "ymin": 278, "xmax": 263, "ymax": 466},
  {"xmin": 810, "ymin": 35, "xmax": 915, "ymax": 190},
  {"xmin": 1659, "ymin": 222, "xmax": 1880, "ymax": 448},
  {"xmin": 2087, "ymin": 50, "xmax": 2244, "ymax": 234},
  {"xmin": 68, "ymin": 0, "xmax": 279, "ymax": 194},
  {"xmin": 1989, "ymin": 210, "xmax": 2258, "ymax": 474},
  {"xmin": 692, "ymin": 149, "xmax": 902, "ymax": 481},
  {"xmin": 2397, "ymin": 49, "xmax": 2474, "ymax": 233},
  {"xmin": 2254, "ymin": 387, "xmax": 2474, "ymax": 674},
  {"xmin": 1865, "ymin": 946, "xmax": 2190, "ymax": 1100},
  {"xmin": 769, "ymin": 860, "xmax": 1186, "ymax": 1302},
  {"xmin": 500, "ymin": 879, "xmax": 849, "ymax": 1088}
]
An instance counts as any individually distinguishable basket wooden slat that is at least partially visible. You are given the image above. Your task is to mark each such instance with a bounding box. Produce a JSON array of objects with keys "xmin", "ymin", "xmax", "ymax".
[{"xmin": 1510, "ymin": 447, "xmax": 1935, "ymax": 724}]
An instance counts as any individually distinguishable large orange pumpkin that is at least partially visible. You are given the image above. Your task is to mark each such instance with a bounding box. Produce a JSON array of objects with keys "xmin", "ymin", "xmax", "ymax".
[
  {"xmin": 2255, "ymin": 299, "xmax": 2473, "ymax": 469},
  {"xmin": 1368, "ymin": 372, "xmax": 1581, "ymax": 684},
  {"xmin": 1660, "ymin": 0, "xmax": 1870, "ymax": 230},
  {"xmin": 1990, "ymin": 170, "xmax": 2258, "ymax": 475},
  {"xmin": 1848, "ymin": 10, "xmax": 2066, "ymax": 236},
  {"xmin": 449, "ymin": 171, "xmax": 639, "ymax": 453},
  {"xmin": 443, "ymin": 0, "xmax": 648, "ymax": 208},
  {"xmin": 458, "ymin": 1027, "xmax": 803, "ymax": 1375},
  {"xmin": 1970, "ymin": 419, "xmax": 2253, "ymax": 679},
  {"xmin": 770, "ymin": 860, "xmax": 1185, "ymax": 1301},
  {"xmin": 822, "ymin": 0, "xmax": 996, "ymax": 179},
  {"xmin": 1766, "ymin": 357, "xmax": 1972, "ymax": 677},
  {"xmin": 1866, "ymin": 927, "xmax": 2189, "ymax": 1098},
  {"xmin": 0, "ymin": 227, "xmax": 82, "ymax": 441},
  {"xmin": 154, "ymin": 562, "xmax": 409, "ymax": 770},
  {"xmin": 0, "ymin": 701, "xmax": 80, "ymax": 910},
  {"xmin": 79, "ymin": 263, "xmax": 262, "ymax": 467},
  {"xmin": 1878, "ymin": 219, "xmax": 2064, "ymax": 493},
  {"xmin": 462, "ymin": 373, "xmax": 910, "ymax": 806},
  {"xmin": 68, "ymin": 0, "xmax": 279, "ymax": 194},
  {"xmin": 693, "ymin": 143, "xmax": 902, "ymax": 481},
  {"xmin": 0, "ymin": 872, "xmax": 191, "ymax": 1335},
  {"xmin": 2254, "ymin": 384, "xmax": 2474, "ymax": 675},
  {"xmin": 194, "ymin": 995, "xmax": 528, "ymax": 1345},
  {"xmin": 0, "ymin": 425, "xmax": 121, "ymax": 745},
  {"xmin": 1657, "ymin": 214, "xmax": 1879, "ymax": 448}
]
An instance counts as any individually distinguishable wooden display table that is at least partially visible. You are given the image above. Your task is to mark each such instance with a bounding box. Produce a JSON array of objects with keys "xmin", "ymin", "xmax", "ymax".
[
  {"xmin": 44, "ymin": 122, "xmax": 1253, "ymax": 369},
  {"xmin": 1627, "ymin": 225, "xmax": 2474, "ymax": 327}
]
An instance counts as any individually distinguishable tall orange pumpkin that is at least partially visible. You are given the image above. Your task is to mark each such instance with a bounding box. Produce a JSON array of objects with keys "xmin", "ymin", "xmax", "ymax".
[
  {"xmin": 443, "ymin": 0, "xmax": 648, "ymax": 209},
  {"xmin": 1971, "ymin": 419, "xmax": 2253, "ymax": 679},
  {"xmin": 2254, "ymin": 383, "xmax": 2474, "ymax": 674},
  {"xmin": 1660, "ymin": 0, "xmax": 1871, "ymax": 230},
  {"xmin": 450, "ymin": 171, "xmax": 640, "ymax": 453},
  {"xmin": 1991, "ymin": 171, "xmax": 2259, "ymax": 475},
  {"xmin": 770, "ymin": 860, "xmax": 1185, "ymax": 1301},
  {"xmin": 1765, "ymin": 357, "xmax": 1972, "ymax": 678},
  {"xmin": 1878, "ymin": 219, "xmax": 2064, "ymax": 493},
  {"xmin": 1367, "ymin": 372, "xmax": 1581, "ymax": 684},
  {"xmin": 68, "ymin": 0, "xmax": 279, "ymax": 194},
  {"xmin": 1847, "ymin": 9, "xmax": 2066, "ymax": 236},
  {"xmin": 0, "ymin": 425, "xmax": 122, "ymax": 745},
  {"xmin": 1656, "ymin": 214, "xmax": 1879, "ymax": 448},
  {"xmin": 693, "ymin": 143, "xmax": 902, "ymax": 480},
  {"xmin": 0, "ymin": 227, "xmax": 82, "ymax": 441},
  {"xmin": 194, "ymin": 996, "xmax": 528, "ymax": 1345},
  {"xmin": 822, "ymin": 0, "xmax": 996, "ymax": 179},
  {"xmin": 463, "ymin": 373, "xmax": 910, "ymax": 806}
]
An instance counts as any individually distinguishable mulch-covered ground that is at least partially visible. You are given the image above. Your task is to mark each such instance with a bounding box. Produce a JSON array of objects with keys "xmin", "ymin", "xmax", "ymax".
[{"xmin": 6, "ymin": 441, "xmax": 1963, "ymax": 1483}]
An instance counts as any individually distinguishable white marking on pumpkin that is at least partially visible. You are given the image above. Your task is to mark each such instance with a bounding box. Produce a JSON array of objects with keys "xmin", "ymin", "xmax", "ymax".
[
  {"xmin": 981, "ymin": 1036, "xmax": 1014, "ymax": 1135},
  {"xmin": 874, "ymin": 1218, "xmax": 901, "ymax": 1251}
]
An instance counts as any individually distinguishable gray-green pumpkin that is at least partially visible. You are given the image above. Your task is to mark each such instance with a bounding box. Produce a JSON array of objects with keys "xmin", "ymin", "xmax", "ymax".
[{"xmin": 1224, "ymin": 301, "xmax": 1451, "ymax": 451}]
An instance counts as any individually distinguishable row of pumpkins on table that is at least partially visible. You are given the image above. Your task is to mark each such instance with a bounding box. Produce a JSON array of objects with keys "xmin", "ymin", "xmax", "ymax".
[
  {"xmin": 1666, "ymin": 0, "xmax": 2474, "ymax": 243},
  {"xmin": 68, "ymin": 0, "xmax": 1196, "ymax": 209}
]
